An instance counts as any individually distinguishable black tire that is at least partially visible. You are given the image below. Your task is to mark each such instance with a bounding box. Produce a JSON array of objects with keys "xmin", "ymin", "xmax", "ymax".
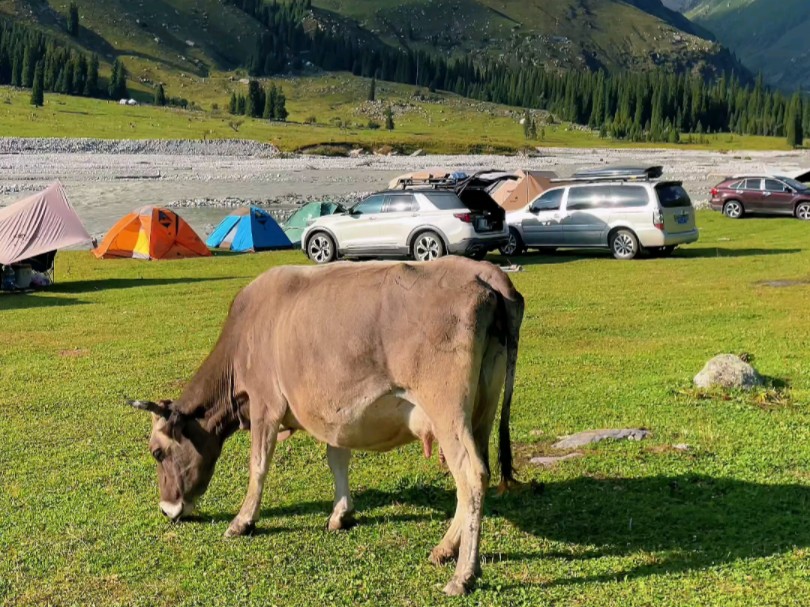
[
  {"xmin": 306, "ymin": 232, "xmax": 337, "ymax": 264},
  {"xmin": 795, "ymin": 201, "xmax": 810, "ymax": 221},
  {"xmin": 723, "ymin": 200, "xmax": 744, "ymax": 219},
  {"xmin": 469, "ymin": 249, "xmax": 487, "ymax": 261},
  {"xmin": 499, "ymin": 228, "xmax": 525, "ymax": 256},
  {"xmin": 610, "ymin": 228, "xmax": 640, "ymax": 260},
  {"xmin": 649, "ymin": 246, "xmax": 676, "ymax": 258},
  {"xmin": 411, "ymin": 231, "xmax": 445, "ymax": 262}
]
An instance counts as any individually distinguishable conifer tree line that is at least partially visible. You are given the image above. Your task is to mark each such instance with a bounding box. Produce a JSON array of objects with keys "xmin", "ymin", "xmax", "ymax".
[
  {"xmin": 228, "ymin": 80, "xmax": 288, "ymax": 120},
  {"xmin": 227, "ymin": 0, "xmax": 809, "ymax": 144},
  {"xmin": 0, "ymin": 18, "xmax": 102, "ymax": 98}
]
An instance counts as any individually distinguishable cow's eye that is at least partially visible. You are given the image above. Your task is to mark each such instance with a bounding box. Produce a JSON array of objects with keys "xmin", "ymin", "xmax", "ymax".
[{"xmin": 152, "ymin": 448, "xmax": 165, "ymax": 462}]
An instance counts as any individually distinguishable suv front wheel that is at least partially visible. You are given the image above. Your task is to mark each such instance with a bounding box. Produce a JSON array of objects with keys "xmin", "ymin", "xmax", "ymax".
[
  {"xmin": 610, "ymin": 229, "xmax": 639, "ymax": 260},
  {"xmin": 412, "ymin": 231, "xmax": 445, "ymax": 262},
  {"xmin": 307, "ymin": 232, "xmax": 337, "ymax": 264}
]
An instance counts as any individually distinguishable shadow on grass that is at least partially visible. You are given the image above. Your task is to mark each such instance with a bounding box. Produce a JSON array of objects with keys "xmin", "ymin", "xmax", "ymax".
[
  {"xmin": 676, "ymin": 247, "xmax": 801, "ymax": 258},
  {"xmin": 48, "ymin": 276, "xmax": 235, "ymax": 294},
  {"xmin": 205, "ymin": 475, "xmax": 810, "ymax": 584},
  {"xmin": 0, "ymin": 293, "xmax": 88, "ymax": 310}
]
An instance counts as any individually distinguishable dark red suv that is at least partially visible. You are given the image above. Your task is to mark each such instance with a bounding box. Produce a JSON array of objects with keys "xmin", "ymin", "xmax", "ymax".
[{"xmin": 710, "ymin": 176, "xmax": 810, "ymax": 220}]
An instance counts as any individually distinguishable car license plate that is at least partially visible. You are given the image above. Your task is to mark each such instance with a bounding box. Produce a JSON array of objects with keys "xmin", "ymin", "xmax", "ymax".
[{"xmin": 676, "ymin": 215, "xmax": 688, "ymax": 225}]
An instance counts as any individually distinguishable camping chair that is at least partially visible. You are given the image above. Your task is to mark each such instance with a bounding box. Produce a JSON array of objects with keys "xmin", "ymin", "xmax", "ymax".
[{"xmin": 26, "ymin": 251, "xmax": 57, "ymax": 285}]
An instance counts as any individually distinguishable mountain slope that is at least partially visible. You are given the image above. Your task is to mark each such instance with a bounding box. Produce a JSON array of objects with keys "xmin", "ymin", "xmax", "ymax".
[
  {"xmin": 0, "ymin": 0, "xmax": 747, "ymax": 82},
  {"xmin": 677, "ymin": 0, "xmax": 810, "ymax": 90},
  {"xmin": 313, "ymin": 0, "xmax": 743, "ymax": 75}
]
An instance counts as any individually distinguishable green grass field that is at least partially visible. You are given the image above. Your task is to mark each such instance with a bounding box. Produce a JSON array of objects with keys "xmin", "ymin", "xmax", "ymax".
[
  {"xmin": 0, "ymin": 75, "xmax": 793, "ymax": 154},
  {"xmin": 1, "ymin": 211, "xmax": 809, "ymax": 606}
]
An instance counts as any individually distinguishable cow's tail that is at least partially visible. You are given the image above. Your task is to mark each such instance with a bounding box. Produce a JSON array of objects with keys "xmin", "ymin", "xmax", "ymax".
[{"xmin": 495, "ymin": 277, "xmax": 524, "ymax": 488}]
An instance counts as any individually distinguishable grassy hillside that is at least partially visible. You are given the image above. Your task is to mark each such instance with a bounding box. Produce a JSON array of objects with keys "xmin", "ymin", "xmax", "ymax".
[
  {"xmin": 3, "ymin": 213, "xmax": 810, "ymax": 606},
  {"xmin": 0, "ymin": 0, "xmax": 746, "ymax": 84},
  {"xmin": 313, "ymin": 0, "xmax": 740, "ymax": 75},
  {"xmin": 683, "ymin": 0, "xmax": 810, "ymax": 90},
  {"xmin": 0, "ymin": 75, "xmax": 792, "ymax": 153}
]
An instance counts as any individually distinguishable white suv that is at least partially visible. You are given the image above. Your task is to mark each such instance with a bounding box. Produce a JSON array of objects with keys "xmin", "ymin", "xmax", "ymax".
[{"xmin": 302, "ymin": 189, "xmax": 508, "ymax": 263}]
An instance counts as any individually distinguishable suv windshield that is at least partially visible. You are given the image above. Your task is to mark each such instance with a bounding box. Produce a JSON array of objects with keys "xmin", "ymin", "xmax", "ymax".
[{"xmin": 656, "ymin": 184, "xmax": 692, "ymax": 208}]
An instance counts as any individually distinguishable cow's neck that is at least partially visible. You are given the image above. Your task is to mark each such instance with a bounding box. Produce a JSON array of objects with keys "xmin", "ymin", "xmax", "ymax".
[{"xmin": 174, "ymin": 345, "xmax": 243, "ymax": 446}]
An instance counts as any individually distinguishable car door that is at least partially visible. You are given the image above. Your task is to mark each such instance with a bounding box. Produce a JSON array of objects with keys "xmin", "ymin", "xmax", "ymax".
[
  {"xmin": 762, "ymin": 179, "xmax": 795, "ymax": 214},
  {"xmin": 561, "ymin": 186, "xmax": 613, "ymax": 246},
  {"xmin": 374, "ymin": 193, "xmax": 419, "ymax": 252},
  {"xmin": 740, "ymin": 178, "xmax": 765, "ymax": 212},
  {"xmin": 521, "ymin": 188, "xmax": 566, "ymax": 246},
  {"xmin": 340, "ymin": 194, "xmax": 386, "ymax": 251}
]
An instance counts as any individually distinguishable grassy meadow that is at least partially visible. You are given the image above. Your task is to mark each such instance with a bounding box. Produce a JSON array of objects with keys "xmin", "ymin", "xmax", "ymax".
[
  {"xmin": 0, "ymin": 74, "xmax": 794, "ymax": 154},
  {"xmin": 1, "ymin": 211, "xmax": 810, "ymax": 606}
]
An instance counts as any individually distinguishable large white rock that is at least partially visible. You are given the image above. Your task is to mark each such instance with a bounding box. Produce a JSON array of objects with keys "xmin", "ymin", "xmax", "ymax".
[{"xmin": 694, "ymin": 354, "xmax": 763, "ymax": 390}]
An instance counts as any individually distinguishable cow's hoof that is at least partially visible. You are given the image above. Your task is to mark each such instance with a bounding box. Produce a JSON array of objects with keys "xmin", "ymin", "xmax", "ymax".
[
  {"xmin": 429, "ymin": 544, "xmax": 458, "ymax": 566},
  {"xmin": 327, "ymin": 510, "xmax": 356, "ymax": 532},
  {"xmin": 442, "ymin": 577, "xmax": 472, "ymax": 597},
  {"xmin": 224, "ymin": 519, "xmax": 255, "ymax": 538}
]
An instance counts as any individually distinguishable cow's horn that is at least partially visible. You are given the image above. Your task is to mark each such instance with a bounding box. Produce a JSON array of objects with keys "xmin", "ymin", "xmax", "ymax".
[{"xmin": 126, "ymin": 398, "xmax": 171, "ymax": 418}]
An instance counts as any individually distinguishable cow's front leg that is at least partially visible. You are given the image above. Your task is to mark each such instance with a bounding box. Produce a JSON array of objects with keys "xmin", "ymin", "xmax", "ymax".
[
  {"xmin": 326, "ymin": 445, "xmax": 355, "ymax": 531},
  {"xmin": 225, "ymin": 420, "xmax": 278, "ymax": 537}
]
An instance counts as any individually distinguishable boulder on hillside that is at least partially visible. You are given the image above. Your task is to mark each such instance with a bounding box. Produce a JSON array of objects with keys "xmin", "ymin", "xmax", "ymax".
[{"xmin": 694, "ymin": 354, "xmax": 764, "ymax": 391}]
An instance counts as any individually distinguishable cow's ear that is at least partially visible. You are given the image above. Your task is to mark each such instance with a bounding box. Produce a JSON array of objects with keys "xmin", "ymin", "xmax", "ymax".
[
  {"xmin": 166, "ymin": 409, "xmax": 188, "ymax": 442},
  {"xmin": 127, "ymin": 398, "xmax": 172, "ymax": 418}
]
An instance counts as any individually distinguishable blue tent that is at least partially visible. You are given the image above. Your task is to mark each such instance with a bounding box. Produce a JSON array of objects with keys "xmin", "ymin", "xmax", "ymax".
[{"xmin": 206, "ymin": 207, "xmax": 292, "ymax": 252}]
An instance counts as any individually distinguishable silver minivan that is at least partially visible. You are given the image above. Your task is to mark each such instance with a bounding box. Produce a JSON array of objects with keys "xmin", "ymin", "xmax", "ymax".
[{"xmin": 500, "ymin": 179, "xmax": 699, "ymax": 259}]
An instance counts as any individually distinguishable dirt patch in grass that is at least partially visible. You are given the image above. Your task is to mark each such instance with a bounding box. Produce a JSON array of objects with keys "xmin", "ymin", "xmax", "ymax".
[
  {"xmin": 58, "ymin": 348, "xmax": 89, "ymax": 358},
  {"xmin": 756, "ymin": 278, "xmax": 810, "ymax": 288}
]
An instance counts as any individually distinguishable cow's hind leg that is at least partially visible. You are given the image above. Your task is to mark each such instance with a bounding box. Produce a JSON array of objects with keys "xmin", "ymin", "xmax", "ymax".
[
  {"xmin": 326, "ymin": 445, "xmax": 356, "ymax": 531},
  {"xmin": 434, "ymin": 425, "xmax": 489, "ymax": 596},
  {"xmin": 225, "ymin": 419, "xmax": 279, "ymax": 537}
]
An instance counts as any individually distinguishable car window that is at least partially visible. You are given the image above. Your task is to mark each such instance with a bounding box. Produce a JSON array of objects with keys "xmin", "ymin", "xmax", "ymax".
[
  {"xmin": 566, "ymin": 187, "xmax": 612, "ymax": 211},
  {"xmin": 743, "ymin": 179, "xmax": 762, "ymax": 190},
  {"xmin": 423, "ymin": 192, "xmax": 466, "ymax": 210},
  {"xmin": 353, "ymin": 194, "xmax": 385, "ymax": 215},
  {"xmin": 727, "ymin": 180, "xmax": 743, "ymax": 190},
  {"xmin": 531, "ymin": 188, "xmax": 564, "ymax": 211},
  {"xmin": 764, "ymin": 179, "xmax": 788, "ymax": 192},
  {"xmin": 383, "ymin": 194, "xmax": 417, "ymax": 213},
  {"xmin": 608, "ymin": 185, "xmax": 649, "ymax": 208},
  {"xmin": 781, "ymin": 177, "xmax": 807, "ymax": 191},
  {"xmin": 656, "ymin": 184, "xmax": 692, "ymax": 208}
]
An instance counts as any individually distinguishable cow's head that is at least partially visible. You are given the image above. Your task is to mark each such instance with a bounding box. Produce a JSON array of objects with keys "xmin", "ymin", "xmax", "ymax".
[{"xmin": 128, "ymin": 399, "xmax": 222, "ymax": 521}]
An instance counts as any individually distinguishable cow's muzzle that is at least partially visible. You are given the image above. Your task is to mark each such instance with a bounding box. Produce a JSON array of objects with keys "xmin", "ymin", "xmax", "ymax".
[{"xmin": 160, "ymin": 500, "xmax": 195, "ymax": 521}]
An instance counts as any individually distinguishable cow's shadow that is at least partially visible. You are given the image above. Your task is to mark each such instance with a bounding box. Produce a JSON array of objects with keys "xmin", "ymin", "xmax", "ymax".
[{"xmin": 245, "ymin": 474, "xmax": 809, "ymax": 585}]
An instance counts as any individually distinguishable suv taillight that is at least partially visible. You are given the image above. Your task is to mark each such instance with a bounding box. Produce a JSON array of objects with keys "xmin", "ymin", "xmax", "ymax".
[
  {"xmin": 453, "ymin": 212, "xmax": 473, "ymax": 223},
  {"xmin": 654, "ymin": 209, "xmax": 664, "ymax": 231},
  {"xmin": 710, "ymin": 187, "xmax": 719, "ymax": 197}
]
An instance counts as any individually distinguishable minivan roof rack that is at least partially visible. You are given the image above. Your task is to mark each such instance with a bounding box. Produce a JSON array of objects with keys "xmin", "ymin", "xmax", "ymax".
[{"xmin": 555, "ymin": 165, "xmax": 664, "ymax": 183}]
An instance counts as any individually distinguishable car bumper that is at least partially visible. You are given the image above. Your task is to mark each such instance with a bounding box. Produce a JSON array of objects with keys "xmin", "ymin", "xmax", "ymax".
[
  {"xmin": 448, "ymin": 235, "xmax": 509, "ymax": 256},
  {"xmin": 709, "ymin": 200, "xmax": 723, "ymax": 211},
  {"xmin": 638, "ymin": 228, "xmax": 699, "ymax": 247}
]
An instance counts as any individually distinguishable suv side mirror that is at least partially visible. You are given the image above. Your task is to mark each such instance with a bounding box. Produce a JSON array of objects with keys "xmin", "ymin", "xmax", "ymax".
[{"xmin": 349, "ymin": 207, "xmax": 362, "ymax": 216}]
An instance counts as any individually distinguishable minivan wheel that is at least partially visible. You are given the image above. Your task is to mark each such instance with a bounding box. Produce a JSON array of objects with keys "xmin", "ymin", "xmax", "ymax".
[
  {"xmin": 610, "ymin": 229, "xmax": 639, "ymax": 260},
  {"xmin": 499, "ymin": 228, "xmax": 524, "ymax": 256},
  {"xmin": 795, "ymin": 202, "xmax": 810, "ymax": 220},
  {"xmin": 723, "ymin": 200, "xmax": 744, "ymax": 219},
  {"xmin": 413, "ymin": 231, "xmax": 445, "ymax": 262},
  {"xmin": 307, "ymin": 232, "xmax": 336, "ymax": 264}
]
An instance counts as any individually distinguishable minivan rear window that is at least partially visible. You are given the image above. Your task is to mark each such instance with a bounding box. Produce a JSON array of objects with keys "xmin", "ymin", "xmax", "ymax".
[
  {"xmin": 656, "ymin": 184, "xmax": 692, "ymax": 208},
  {"xmin": 423, "ymin": 192, "xmax": 466, "ymax": 210}
]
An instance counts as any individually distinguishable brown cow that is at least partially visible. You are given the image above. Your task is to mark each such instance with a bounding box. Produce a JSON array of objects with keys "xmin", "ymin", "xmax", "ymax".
[{"xmin": 128, "ymin": 256, "xmax": 524, "ymax": 595}]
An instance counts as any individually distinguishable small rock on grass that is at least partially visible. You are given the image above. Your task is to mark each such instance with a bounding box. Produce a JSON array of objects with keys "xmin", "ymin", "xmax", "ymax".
[
  {"xmin": 672, "ymin": 443, "xmax": 691, "ymax": 452},
  {"xmin": 694, "ymin": 354, "xmax": 764, "ymax": 391},
  {"xmin": 552, "ymin": 428, "xmax": 651, "ymax": 450},
  {"xmin": 530, "ymin": 452, "xmax": 583, "ymax": 467}
]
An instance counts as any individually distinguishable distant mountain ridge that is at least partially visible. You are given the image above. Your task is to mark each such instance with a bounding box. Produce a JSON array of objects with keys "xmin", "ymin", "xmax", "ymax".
[{"xmin": 667, "ymin": 0, "xmax": 810, "ymax": 90}]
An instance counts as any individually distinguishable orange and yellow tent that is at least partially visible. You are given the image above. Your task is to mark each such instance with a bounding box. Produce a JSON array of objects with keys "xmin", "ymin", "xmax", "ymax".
[{"xmin": 93, "ymin": 206, "xmax": 212, "ymax": 260}]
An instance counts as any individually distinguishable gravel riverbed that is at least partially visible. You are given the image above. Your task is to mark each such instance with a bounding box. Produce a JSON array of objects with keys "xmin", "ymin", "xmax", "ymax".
[{"xmin": 1, "ymin": 138, "xmax": 808, "ymax": 240}]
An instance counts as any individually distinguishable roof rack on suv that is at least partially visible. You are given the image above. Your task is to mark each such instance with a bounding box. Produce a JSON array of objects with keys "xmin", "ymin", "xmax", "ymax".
[{"xmin": 554, "ymin": 165, "xmax": 664, "ymax": 184}]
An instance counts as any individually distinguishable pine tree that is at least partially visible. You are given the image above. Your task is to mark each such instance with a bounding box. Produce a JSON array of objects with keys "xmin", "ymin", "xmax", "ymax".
[
  {"xmin": 21, "ymin": 46, "xmax": 34, "ymax": 88},
  {"xmin": 229, "ymin": 92, "xmax": 238, "ymax": 114},
  {"xmin": 68, "ymin": 2, "xmax": 80, "ymax": 37},
  {"xmin": 236, "ymin": 94, "xmax": 246, "ymax": 115},
  {"xmin": 384, "ymin": 105, "xmax": 394, "ymax": 130},
  {"xmin": 523, "ymin": 108, "xmax": 531, "ymax": 139},
  {"xmin": 108, "ymin": 58, "xmax": 128, "ymax": 99},
  {"xmin": 368, "ymin": 76, "xmax": 376, "ymax": 102},
  {"xmin": 30, "ymin": 62, "xmax": 44, "ymax": 107},
  {"xmin": 787, "ymin": 93, "xmax": 804, "ymax": 148},
  {"xmin": 85, "ymin": 54, "xmax": 99, "ymax": 96},
  {"xmin": 274, "ymin": 87, "xmax": 288, "ymax": 121},
  {"xmin": 155, "ymin": 84, "xmax": 166, "ymax": 106},
  {"xmin": 263, "ymin": 83, "xmax": 277, "ymax": 119}
]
